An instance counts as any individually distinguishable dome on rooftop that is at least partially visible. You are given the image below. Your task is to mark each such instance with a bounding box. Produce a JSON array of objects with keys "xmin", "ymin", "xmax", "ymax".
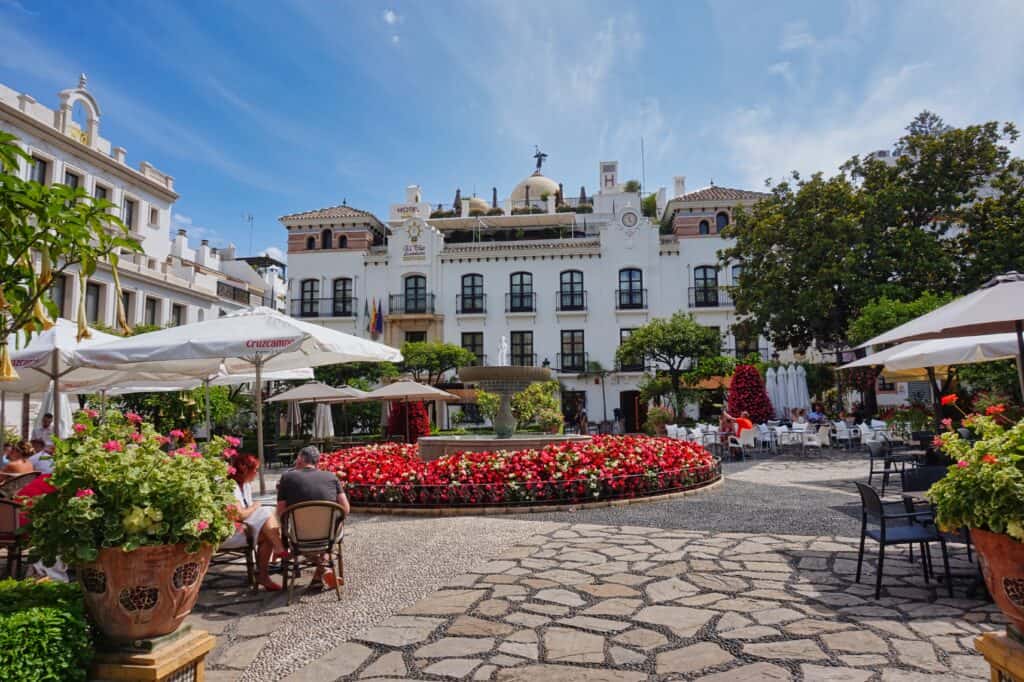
[
  {"xmin": 510, "ymin": 171, "xmax": 560, "ymax": 202},
  {"xmin": 467, "ymin": 196, "xmax": 489, "ymax": 213}
]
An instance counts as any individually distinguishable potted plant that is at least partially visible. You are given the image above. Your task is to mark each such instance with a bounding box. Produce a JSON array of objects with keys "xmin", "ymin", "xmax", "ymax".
[
  {"xmin": 537, "ymin": 407, "xmax": 564, "ymax": 434},
  {"xmin": 929, "ymin": 405, "xmax": 1024, "ymax": 634},
  {"xmin": 23, "ymin": 410, "xmax": 236, "ymax": 643},
  {"xmin": 643, "ymin": 405, "xmax": 675, "ymax": 436}
]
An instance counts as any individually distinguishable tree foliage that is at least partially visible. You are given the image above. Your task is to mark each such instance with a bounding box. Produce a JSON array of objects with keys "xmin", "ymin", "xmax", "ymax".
[
  {"xmin": 723, "ymin": 112, "xmax": 1021, "ymax": 352},
  {"xmin": 0, "ymin": 132, "xmax": 140, "ymax": 375},
  {"xmin": 846, "ymin": 292, "xmax": 955, "ymax": 346},
  {"xmin": 401, "ymin": 341, "xmax": 476, "ymax": 385}
]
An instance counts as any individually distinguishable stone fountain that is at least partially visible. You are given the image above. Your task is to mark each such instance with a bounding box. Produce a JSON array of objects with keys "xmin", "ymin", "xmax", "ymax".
[{"xmin": 417, "ymin": 336, "xmax": 592, "ymax": 461}]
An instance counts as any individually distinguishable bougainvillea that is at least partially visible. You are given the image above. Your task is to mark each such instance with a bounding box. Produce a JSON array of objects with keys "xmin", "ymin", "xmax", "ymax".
[
  {"xmin": 386, "ymin": 400, "xmax": 431, "ymax": 443},
  {"xmin": 318, "ymin": 435, "xmax": 719, "ymax": 507},
  {"xmin": 727, "ymin": 364, "xmax": 774, "ymax": 424}
]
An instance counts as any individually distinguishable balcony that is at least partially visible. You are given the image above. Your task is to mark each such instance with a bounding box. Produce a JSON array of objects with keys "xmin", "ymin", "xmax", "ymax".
[
  {"xmin": 615, "ymin": 288, "xmax": 647, "ymax": 310},
  {"xmin": 456, "ymin": 294, "xmax": 486, "ymax": 315},
  {"xmin": 510, "ymin": 352, "xmax": 538, "ymax": 367},
  {"xmin": 725, "ymin": 347, "xmax": 773, "ymax": 362},
  {"xmin": 616, "ymin": 356, "xmax": 647, "ymax": 373},
  {"xmin": 555, "ymin": 352, "xmax": 589, "ymax": 373},
  {"xmin": 291, "ymin": 297, "xmax": 358, "ymax": 318},
  {"xmin": 505, "ymin": 292, "xmax": 537, "ymax": 313},
  {"xmin": 555, "ymin": 290, "xmax": 587, "ymax": 312},
  {"xmin": 217, "ymin": 281, "xmax": 252, "ymax": 305},
  {"xmin": 689, "ymin": 286, "xmax": 734, "ymax": 308},
  {"xmin": 389, "ymin": 294, "xmax": 435, "ymax": 315}
]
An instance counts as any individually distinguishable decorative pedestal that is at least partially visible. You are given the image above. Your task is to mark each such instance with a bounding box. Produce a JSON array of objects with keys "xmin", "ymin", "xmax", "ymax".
[
  {"xmin": 975, "ymin": 630, "xmax": 1024, "ymax": 682},
  {"xmin": 90, "ymin": 627, "xmax": 216, "ymax": 681}
]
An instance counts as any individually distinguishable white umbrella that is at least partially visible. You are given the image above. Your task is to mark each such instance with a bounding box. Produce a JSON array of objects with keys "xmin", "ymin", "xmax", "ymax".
[
  {"xmin": 266, "ymin": 382, "xmax": 362, "ymax": 404},
  {"xmin": 76, "ymin": 307, "xmax": 402, "ymax": 492},
  {"xmin": 795, "ymin": 365, "xmax": 811, "ymax": 413},
  {"xmin": 884, "ymin": 333, "xmax": 1021, "ymax": 371},
  {"xmin": 313, "ymin": 403, "xmax": 335, "ymax": 439},
  {"xmin": 765, "ymin": 367, "xmax": 779, "ymax": 418},
  {"xmin": 859, "ymin": 272, "xmax": 1024, "ymax": 395},
  {"xmin": 786, "ymin": 365, "xmax": 801, "ymax": 415},
  {"xmin": 775, "ymin": 365, "xmax": 790, "ymax": 418},
  {"xmin": 362, "ymin": 381, "xmax": 458, "ymax": 443},
  {"xmin": 286, "ymin": 400, "xmax": 302, "ymax": 438}
]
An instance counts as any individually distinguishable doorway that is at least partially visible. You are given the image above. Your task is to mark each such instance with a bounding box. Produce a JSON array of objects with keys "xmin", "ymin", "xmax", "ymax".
[{"xmin": 619, "ymin": 390, "xmax": 646, "ymax": 434}]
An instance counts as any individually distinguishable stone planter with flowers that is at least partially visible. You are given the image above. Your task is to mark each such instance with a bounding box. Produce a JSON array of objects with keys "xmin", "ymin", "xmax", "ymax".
[{"xmin": 23, "ymin": 410, "xmax": 237, "ymax": 644}]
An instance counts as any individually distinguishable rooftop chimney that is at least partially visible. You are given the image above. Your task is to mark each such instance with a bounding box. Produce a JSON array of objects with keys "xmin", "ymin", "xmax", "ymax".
[{"xmin": 673, "ymin": 176, "xmax": 687, "ymax": 198}]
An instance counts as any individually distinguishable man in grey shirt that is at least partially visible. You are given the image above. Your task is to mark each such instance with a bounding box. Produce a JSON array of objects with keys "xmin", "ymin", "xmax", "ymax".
[{"xmin": 276, "ymin": 446, "xmax": 349, "ymax": 589}]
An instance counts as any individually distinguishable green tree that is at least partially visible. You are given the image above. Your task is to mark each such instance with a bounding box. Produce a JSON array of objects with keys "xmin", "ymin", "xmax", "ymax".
[
  {"xmin": 511, "ymin": 380, "xmax": 560, "ymax": 425},
  {"xmin": 956, "ymin": 155, "xmax": 1024, "ymax": 290},
  {"xmin": 0, "ymin": 132, "xmax": 139, "ymax": 376},
  {"xmin": 623, "ymin": 179, "xmax": 641, "ymax": 193},
  {"xmin": 641, "ymin": 193, "xmax": 658, "ymax": 218},
  {"xmin": 401, "ymin": 341, "xmax": 476, "ymax": 385},
  {"xmin": 314, "ymin": 361, "xmax": 398, "ymax": 387},
  {"xmin": 847, "ymin": 292, "xmax": 955, "ymax": 346},
  {"xmin": 615, "ymin": 313, "xmax": 721, "ymax": 409}
]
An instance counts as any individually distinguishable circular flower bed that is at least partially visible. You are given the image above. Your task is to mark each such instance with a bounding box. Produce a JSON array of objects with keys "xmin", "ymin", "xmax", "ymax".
[{"xmin": 318, "ymin": 435, "xmax": 720, "ymax": 509}]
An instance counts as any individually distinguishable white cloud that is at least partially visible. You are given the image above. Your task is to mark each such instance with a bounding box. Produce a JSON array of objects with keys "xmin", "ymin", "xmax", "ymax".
[
  {"xmin": 391, "ymin": 35, "xmax": 400, "ymax": 45},
  {"xmin": 172, "ymin": 213, "xmax": 193, "ymax": 226},
  {"xmin": 260, "ymin": 246, "xmax": 288, "ymax": 264},
  {"xmin": 768, "ymin": 61, "xmax": 795, "ymax": 88},
  {"xmin": 383, "ymin": 9, "xmax": 399, "ymax": 25}
]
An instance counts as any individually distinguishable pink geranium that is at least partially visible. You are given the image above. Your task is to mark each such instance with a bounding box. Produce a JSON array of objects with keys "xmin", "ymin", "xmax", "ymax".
[
  {"xmin": 225, "ymin": 435, "xmax": 241, "ymax": 447},
  {"xmin": 73, "ymin": 423, "xmax": 87, "ymax": 434},
  {"xmin": 226, "ymin": 465, "xmax": 237, "ymax": 475},
  {"xmin": 956, "ymin": 460, "xmax": 969, "ymax": 468},
  {"xmin": 103, "ymin": 440, "xmax": 123, "ymax": 452},
  {"xmin": 75, "ymin": 488, "xmax": 94, "ymax": 498},
  {"xmin": 125, "ymin": 412, "xmax": 143, "ymax": 424},
  {"xmin": 130, "ymin": 432, "xmax": 144, "ymax": 443},
  {"xmin": 84, "ymin": 409, "xmax": 98, "ymax": 419},
  {"xmin": 169, "ymin": 429, "xmax": 185, "ymax": 439},
  {"xmin": 196, "ymin": 520, "xmax": 209, "ymax": 531}
]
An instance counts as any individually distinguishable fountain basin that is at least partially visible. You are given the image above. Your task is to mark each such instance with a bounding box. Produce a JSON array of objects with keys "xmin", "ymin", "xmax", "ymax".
[
  {"xmin": 458, "ymin": 365, "xmax": 556, "ymax": 438},
  {"xmin": 418, "ymin": 433, "xmax": 592, "ymax": 462}
]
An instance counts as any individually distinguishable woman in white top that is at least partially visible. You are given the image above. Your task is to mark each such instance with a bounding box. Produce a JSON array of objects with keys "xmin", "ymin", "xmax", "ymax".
[{"xmin": 224, "ymin": 453, "xmax": 285, "ymax": 591}]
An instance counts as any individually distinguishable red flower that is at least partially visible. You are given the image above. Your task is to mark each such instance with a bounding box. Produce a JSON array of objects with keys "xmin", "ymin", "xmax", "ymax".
[
  {"xmin": 225, "ymin": 435, "xmax": 241, "ymax": 447},
  {"xmin": 130, "ymin": 432, "xmax": 144, "ymax": 443},
  {"xmin": 75, "ymin": 488, "xmax": 94, "ymax": 498},
  {"xmin": 985, "ymin": 404, "xmax": 1006, "ymax": 415},
  {"xmin": 196, "ymin": 520, "xmax": 209, "ymax": 531},
  {"xmin": 940, "ymin": 394, "xmax": 958, "ymax": 406},
  {"xmin": 73, "ymin": 423, "xmax": 87, "ymax": 434},
  {"xmin": 125, "ymin": 411, "xmax": 143, "ymax": 424},
  {"xmin": 103, "ymin": 440, "xmax": 123, "ymax": 452},
  {"xmin": 956, "ymin": 460, "xmax": 969, "ymax": 468},
  {"xmin": 169, "ymin": 429, "xmax": 185, "ymax": 439},
  {"xmin": 981, "ymin": 454, "xmax": 998, "ymax": 465}
]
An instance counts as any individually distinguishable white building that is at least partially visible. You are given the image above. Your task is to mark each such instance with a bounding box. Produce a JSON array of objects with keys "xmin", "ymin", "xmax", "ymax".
[
  {"xmin": 282, "ymin": 158, "xmax": 774, "ymax": 430},
  {"xmin": 0, "ymin": 76, "xmax": 285, "ymax": 329}
]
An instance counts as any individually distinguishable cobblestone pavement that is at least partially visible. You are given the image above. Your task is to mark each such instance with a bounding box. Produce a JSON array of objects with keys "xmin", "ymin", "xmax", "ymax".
[{"xmin": 196, "ymin": 452, "xmax": 1001, "ymax": 681}]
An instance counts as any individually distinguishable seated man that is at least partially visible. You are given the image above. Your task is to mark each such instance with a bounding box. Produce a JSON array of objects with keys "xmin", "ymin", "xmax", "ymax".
[
  {"xmin": 276, "ymin": 445, "xmax": 349, "ymax": 589},
  {"xmin": 27, "ymin": 439, "xmax": 53, "ymax": 474}
]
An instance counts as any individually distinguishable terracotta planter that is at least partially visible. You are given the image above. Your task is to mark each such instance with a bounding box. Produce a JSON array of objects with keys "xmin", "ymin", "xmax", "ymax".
[
  {"xmin": 972, "ymin": 528, "xmax": 1024, "ymax": 634},
  {"xmin": 77, "ymin": 543, "xmax": 213, "ymax": 643}
]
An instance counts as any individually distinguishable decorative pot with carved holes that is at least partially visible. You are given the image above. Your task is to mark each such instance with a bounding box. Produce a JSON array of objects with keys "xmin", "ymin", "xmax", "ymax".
[
  {"xmin": 971, "ymin": 529, "xmax": 1024, "ymax": 635},
  {"xmin": 77, "ymin": 543, "xmax": 213, "ymax": 643}
]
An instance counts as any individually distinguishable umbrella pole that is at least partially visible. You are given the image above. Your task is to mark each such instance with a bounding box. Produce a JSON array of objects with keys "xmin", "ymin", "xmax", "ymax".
[
  {"xmin": 926, "ymin": 366, "xmax": 943, "ymax": 433},
  {"xmin": 1016, "ymin": 320, "xmax": 1024, "ymax": 401},
  {"xmin": 51, "ymin": 351, "xmax": 61, "ymax": 438},
  {"xmin": 255, "ymin": 358, "xmax": 266, "ymax": 495},
  {"xmin": 21, "ymin": 394, "xmax": 29, "ymax": 440},
  {"xmin": 204, "ymin": 379, "xmax": 212, "ymax": 440}
]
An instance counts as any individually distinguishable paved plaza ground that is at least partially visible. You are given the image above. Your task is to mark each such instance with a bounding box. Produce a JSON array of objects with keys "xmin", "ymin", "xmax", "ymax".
[{"xmin": 193, "ymin": 451, "xmax": 1004, "ymax": 681}]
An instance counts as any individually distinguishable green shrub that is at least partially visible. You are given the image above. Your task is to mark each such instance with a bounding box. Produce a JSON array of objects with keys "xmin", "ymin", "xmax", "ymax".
[
  {"xmin": 485, "ymin": 208, "xmax": 505, "ymax": 216},
  {"xmin": 0, "ymin": 580, "xmax": 92, "ymax": 682}
]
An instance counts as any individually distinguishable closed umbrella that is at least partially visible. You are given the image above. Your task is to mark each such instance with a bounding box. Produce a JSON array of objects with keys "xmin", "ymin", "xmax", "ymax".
[
  {"xmin": 775, "ymin": 365, "xmax": 790, "ymax": 418},
  {"xmin": 313, "ymin": 403, "xmax": 335, "ymax": 439},
  {"xmin": 786, "ymin": 365, "xmax": 801, "ymax": 415},
  {"xmin": 76, "ymin": 307, "xmax": 402, "ymax": 492},
  {"xmin": 795, "ymin": 365, "xmax": 811, "ymax": 413},
  {"xmin": 765, "ymin": 367, "xmax": 779, "ymax": 419}
]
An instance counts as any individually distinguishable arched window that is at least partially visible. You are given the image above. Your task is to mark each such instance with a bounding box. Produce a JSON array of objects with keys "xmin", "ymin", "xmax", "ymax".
[
  {"xmin": 305, "ymin": 236, "xmax": 316, "ymax": 250},
  {"xmin": 693, "ymin": 266, "xmax": 719, "ymax": 307},
  {"xmin": 698, "ymin": 220, "xmax": 710, "ymax": 235},
  {"xmin": 559, "ymin": 270, "xmax": 585, "ymax": 311},
  {"xmin": 617, "ymin": 268, "xmax": 644, "ymax": 309},
  {"xmin": 299, "ymin": 279, "xmax": 319, "ymax": 317},
  {"xmin": 460, "ymin": 273, "xmax": 484, "ymax": 313},
  {"xmin": 332, "ymin": 277, "xmax": 353, "ymax": 316},
  {"xmin": 338, "ymin": 235, "xmax": 348, "ymax": 249},
  {"xmin": 321, "ymin": 229, "xmax": 332, "ymax": 249},
  {"xmin": 404, "ymin": 274, "xmax": 427, "ymax": 313},
  {"xmin": 716, "ymin": 211, "xmax": 729, "ymax": 231},
  {"xmin": 508, "ymin": 272, "xmax": 534, "ymax": 312}
]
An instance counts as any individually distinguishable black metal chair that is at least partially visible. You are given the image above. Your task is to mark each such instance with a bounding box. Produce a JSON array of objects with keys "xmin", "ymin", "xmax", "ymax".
[
  {"xmin": 900, "ymin": 466, "xmax": 973, "ymax": 563},
  {"xmin": 280, "ymin": 501, "xmax": 346, "ymax": 605},
  {"xmin": 867, "ymin": 441, "xmax": 916, "ymax": 496},
  {"xmin": 855, "ymin": 482, "xmax": 952, "ymax": 599}
]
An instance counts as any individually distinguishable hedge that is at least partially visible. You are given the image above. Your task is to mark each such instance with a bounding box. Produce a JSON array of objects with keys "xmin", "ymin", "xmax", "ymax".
[{"xmin": 0, "ymin": 580, "xmax": 92, "ymax": 682}]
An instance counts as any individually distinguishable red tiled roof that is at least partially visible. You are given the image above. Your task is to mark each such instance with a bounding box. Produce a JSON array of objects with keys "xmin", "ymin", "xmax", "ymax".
[
  {"xmin": 673, "ymin": 186, "xmax": 769, "ymax": 203},
  {"xmin": 279, "ymin": 204, "xmax": 379, "ymax": 222}
]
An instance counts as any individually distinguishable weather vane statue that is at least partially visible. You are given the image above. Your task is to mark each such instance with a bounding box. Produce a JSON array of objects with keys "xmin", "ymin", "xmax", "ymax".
[{"xmin": 533, "ymin": 145, "xmax": 548, "ymax": 171}]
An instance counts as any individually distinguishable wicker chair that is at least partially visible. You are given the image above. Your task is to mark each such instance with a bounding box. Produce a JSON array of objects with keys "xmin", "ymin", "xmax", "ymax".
[
  {"xmin": 0, "ymin": 472, "xmax": 41, "ymax": 500},
  {"xmin": 0, "ymin": 499, "xmax": 23, "ymax": 579},
  {"xmin": 280, "ymin": 501, "xmax": 346, "ymax": 604},
  {"xmin": 211, "ymin": 524, "xmax": 258, "ymax": 590}
]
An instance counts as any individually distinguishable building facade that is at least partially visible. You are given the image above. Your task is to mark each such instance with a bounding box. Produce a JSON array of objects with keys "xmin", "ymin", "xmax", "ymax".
[
  {"xmin": 283, "ymin": 160, "xmax": 774, "ymax": 430},
  {"xmin": 0, "ymin": 76, "xmax": 284, "ymax": 329}
]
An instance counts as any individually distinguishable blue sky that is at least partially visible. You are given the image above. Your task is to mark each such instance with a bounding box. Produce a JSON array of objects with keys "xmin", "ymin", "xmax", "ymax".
[{"xmin": 2, "ymin": 0, "xmax": 1022, "ymax": 261}]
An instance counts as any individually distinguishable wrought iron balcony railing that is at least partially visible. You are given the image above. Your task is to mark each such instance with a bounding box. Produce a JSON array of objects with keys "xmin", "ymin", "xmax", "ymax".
[
  {"xmin": 292, "ymin": 297, "xmax": 358, "ymax": 318},
  {"xmin": 389, "ymin": 293, "xmax": 435, "ymax": 314},
  {"xmin": 555, "ymin": 290, "xmax": 587, "ymax": 312}
]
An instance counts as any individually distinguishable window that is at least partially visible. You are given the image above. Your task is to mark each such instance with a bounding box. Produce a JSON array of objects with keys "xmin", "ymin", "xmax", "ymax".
[
  {"xmin": 144, "ymin": 297, "xmax": 159, "ymax": 326},
  {"xmin": 84, "ymin": 282, "xmax": 101, "ymax": 323},
  {"xmin": 733, "ymin": 321, "xmax": 760, "ymax": 359},
  {"xmin": 698, "ymin": 220, "xmax": 710, "ymax": 235},
  {"xmin": 461, "ymin": 332, "xmax": 484, "ymax": 365},
  {"xmin": 560, "ymin": 330, "xmax": 586, "ymax": 372},
  {"xmin": 299, "ymin": 279, "xmax": 320, "ymax": 317},
  {"xmin": 510, "ymin": 331, "xmax": 534, "ymax": 366},
  {"xmin": 171, "ymin": 304, "xmax": 185, "ymax": 327},
  {"xmin": 149, "ymin": 206, "xmax": 159, "ymax": 225},
  {"xmin": 93, "ymin": 184, "xmax": 108, "ymax": 201},
  {"xmin": 338, "ymin": 235, "xmax": 348, "ymax": 249},
  {"xmin": 63, "ymin": 170, "xmax": 80, "ymax": 189},
  {"xmin": 619, "ymin": 328, "xmax": 644, "ymax": 371},
  {"xmin": 878, "ymin": 376, "xmax": 897, "ymax": 393},
  {"xmin": 305, "ymin": 236, "xmax": 316, "ymax": 250},
  {"xmin": 404, "ymin": 275, "xmax": 427, "ymax": 313},
  {"xmin": 460, "ymin": 274, "xmax": 484, "ymax": 313},
  {"xmin": 617, "ymin": 268, "xmax": 644, "ymax": 309},
  {"xmin": 49, "ymin": 275, "xmax": 67, "ymax": 318},
  {"xmin": 30, "ymin": 157, "xmax": 48, "ymax": 184},
  {"xmin": 405, "ymin": 331, "xmax": 427, "ymax": 343},
  {"xmin": 508, "ymin": 272, "xmax": 534, "ymax": 312},
  {"xmin": 716, "ymin": 211, "xmax": 729, "ymax": 231},
  {"xmin": 331, "ymin": 278, "xmax": 353, "ymax": 316},
  {"xmin": 731, "ymin": 264, "xmax": 743, "ymax": 285},
  {"xmin": 558, "ymin": 270, "xmax": 585, "ymax": 311},
  {"xmin": 321, "ymin": 229, "xmax": 332, "ymax": 249},
  {"xmin": 693, "ymin": 266, "xmax": 719, "ymax": 307},
  {"xmin": 123, "ymin": 197, "xmax": 137, "ymax": 229}
]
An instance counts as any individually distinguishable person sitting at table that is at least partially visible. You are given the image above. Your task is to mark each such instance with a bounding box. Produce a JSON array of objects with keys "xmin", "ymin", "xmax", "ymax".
[
  {"xmin": 225, "ymin": 452, "xmax": 285, "ymax": 591},
  {"xmin": 809, "ymin": 403, "xmax": 826, "ymax": 424},
  {"xmin": 276, "ymin": 445, "xmax": 349, "ymax": 590},
  {"xmin": 30, "ymin": 413, "xmax": 54, "ymax": 447},
  {"xmin": 28, "ymin": 439, "xmax": 53, "ymax": 474},
  {"xmin": 734, "ymin": 411, "xmax": 754, "ymax": 434},
  {"xmin": 2, "ymin": 441, "xmax": 34, "ymax": 476}
]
